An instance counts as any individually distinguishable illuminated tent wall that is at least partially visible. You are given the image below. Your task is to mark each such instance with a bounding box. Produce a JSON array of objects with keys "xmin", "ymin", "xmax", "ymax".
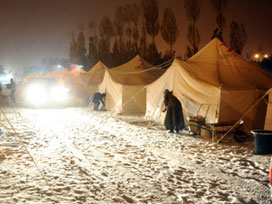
[
  {"xmin": 99, "ymin": 55, "xmax": 165, "ymax": 115},
  {"xmin": 146, "ymin": 38, "xmax": 272, "ymax": 130},
  {"xmin": 264, "ymin": 89, "xmax": 272, "ymax": 130}
]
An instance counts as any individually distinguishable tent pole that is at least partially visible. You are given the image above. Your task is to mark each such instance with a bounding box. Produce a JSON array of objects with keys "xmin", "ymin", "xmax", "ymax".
[{"xmin": 213, "ymin": 85, "xmax": 222, "ymax": 142}]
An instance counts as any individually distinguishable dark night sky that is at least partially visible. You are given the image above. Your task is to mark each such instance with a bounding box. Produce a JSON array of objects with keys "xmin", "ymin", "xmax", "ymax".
[{"xmin": 0, "ymin": 0, "xmax": 271, "ymax": 75}]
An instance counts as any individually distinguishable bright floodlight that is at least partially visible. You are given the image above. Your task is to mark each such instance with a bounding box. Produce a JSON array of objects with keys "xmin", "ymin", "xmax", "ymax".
[
  {"xmin": 26, "ymin": 84, "xmax": 47, "ymax": 105},
  {"xmin": 50, "ymin": 86, "xmax": 69, "ymax": 102},
  {"xmin": 264, "ymin": 54, "xmax": 269, "ymax": 58},
  {"xmin": 6, "ymin": 74, "xmax": 13, "ymax": 81},
  {"xmin": 57, "ymin": 65, "xmax": 63, "ymax": 69}
]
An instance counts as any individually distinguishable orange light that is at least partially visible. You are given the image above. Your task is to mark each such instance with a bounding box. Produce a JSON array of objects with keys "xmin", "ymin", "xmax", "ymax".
[{"xmin": 254, "ymin": 54, "xmax": 260, "ymax": 59}]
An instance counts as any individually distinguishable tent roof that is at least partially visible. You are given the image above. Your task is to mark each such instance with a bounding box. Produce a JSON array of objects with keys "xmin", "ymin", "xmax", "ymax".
[
  {"xmin": 186, "ymin": 38, "xmax": 272, "ymax": 89},
  {"xmin": 86, "ymin": 61, "xmax": 108, "ymax": 84},
  {"xmin": 108, "ymin": 55, "xmax": 165, "ymax": 85}
]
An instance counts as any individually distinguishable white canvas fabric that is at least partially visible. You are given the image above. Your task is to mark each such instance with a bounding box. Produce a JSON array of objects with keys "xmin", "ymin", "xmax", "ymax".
[
  {"xmin": 98, "ymin": 70, "xmax": 123, "ymax": 113},
  {"xmin": 98, "ymin": 55, "xmax": 165, "ymax": 114},
  {"xmin": 264, "ymin": 89, "xmax": 272, "ymax": 130},
  {"xmin": 146, "ymin": 38, "xmax": 272, "ymax": 129}
]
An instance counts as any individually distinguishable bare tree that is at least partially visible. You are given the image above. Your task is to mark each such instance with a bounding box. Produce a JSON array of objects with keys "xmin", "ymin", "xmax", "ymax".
[
  {"xmin": 184, "ymin": 45, "xmax": 194, "ymax": 59},
  {"xmin": 99, "ymin": 15, "xmax": 114, "ymax": 40},
  {"xmin": 139, "ymin": 17, "xmax": 148, "ymax": 59},
  {"xmin": 161, "ymin": 8, "xmax": 179, "ymax": 58},
  {"xmin": 69, "ymin": 25, "xmax": 87, "ymax": 68},
  {"xmin": 98, "ymin": 15, "xmax": 114, "ymax": 66},
  {"xmin": 185, "ymin": 23, "xmax": 200, "ymax": 58},
  {"xmin": 113, "ymin": 5, "xmax": 126, "ymax": 64},
  {"xmin": 142, "ymin": 0, "xmax": 160, "ymax": 43},
  {"xmin": 229, "ymin": 21, "xmax": 247, "ymax": 55},
  {"xmin": 184, "ymin": 0, "xmax": 202, "ymax": 56},
  {"xmin": 123, "ymin": 3, "xmax": 133, "ymax": 54},
  {"xmin": 69, "ymin": 31, "xmax": 77, "ymax": 64},
  {"xmin": 87, "ymin": 20, "xmax": 99, "ymax": 69},
  {"xmin": 141, "ymin": 0, "xmax": 162, "ymax": 65},
  {"xmin": 76, "ymin": 24, "xmax": 87, "ymax": 69},
  {"xmin": 131, "ymin": 2, "xmax": 140, "ymax": 54},
  {"xmin": 211, "ymin": 0, "xmax": 228, "ymax": 41}
]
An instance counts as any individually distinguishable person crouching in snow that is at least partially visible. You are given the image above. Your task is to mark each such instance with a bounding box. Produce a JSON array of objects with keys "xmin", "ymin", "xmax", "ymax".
[
  {"xmin": 91, "ymin": 92, "xmax": 106, "ymax": 111},
  {"xmin": 163, "ymin": 89, "xmax": 185, "ymax": 133}
]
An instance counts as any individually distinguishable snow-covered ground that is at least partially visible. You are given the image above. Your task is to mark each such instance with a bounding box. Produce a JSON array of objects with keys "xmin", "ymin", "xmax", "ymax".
[{"xmin": 0, "ymin": 107, "xmax": 271, "ymax": 204}]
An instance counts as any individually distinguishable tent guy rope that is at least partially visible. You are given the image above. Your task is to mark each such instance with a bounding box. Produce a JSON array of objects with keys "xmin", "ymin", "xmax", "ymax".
[
  {"xmin": 108, "ymin": 58, "xmax": 173, "ymax": 75},
  {"xmin": 216, "ymin": 89, "xmax": 272, "ymax": 144},
  {"xmin": 0, "ymin": 107, "xmax": 63, "ymax": 203}
]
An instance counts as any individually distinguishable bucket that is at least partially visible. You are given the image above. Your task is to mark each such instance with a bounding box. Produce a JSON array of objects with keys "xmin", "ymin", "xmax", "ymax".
[{"xmin": 251, "ymin": 130, "xmax": 272, "ymax": 155}]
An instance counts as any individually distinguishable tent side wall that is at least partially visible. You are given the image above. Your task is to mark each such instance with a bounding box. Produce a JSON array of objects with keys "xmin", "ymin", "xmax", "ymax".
[
  {"xmin": 254, "ymin": 92, "xmax": 267, "ymax": 129},
  {"xmin": 264, "ymin": 90, "xmax": 272, "ymax": 130},
  {"xmin": 173, "ymin": 62, "xmax": 221, "ymax": 124},
  {"xmin": 99, "ymin": 71, "xmax": 147, "ymax": 114},
  {"xmin": 146, "ymin": 60, "xmax": 221, "ymax": 125},
  {"xmin": 219, "ymin": 89, "xmax": 266, "ymax": 130},
  {"xmin": 99, "ymin": 71, "xmax": 123, "ymax": 113},
  {"xmin": 122, "ymin": 86, "xmax": 146, "ymax": 115},
  {"xmin": 146, "ymin": 65, "xmax": 175, "ymax": 124}
]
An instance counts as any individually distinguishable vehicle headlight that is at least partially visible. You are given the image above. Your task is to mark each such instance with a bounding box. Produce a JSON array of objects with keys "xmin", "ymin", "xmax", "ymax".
[
  {"xmin": 50, "ymin": 86, "xmax": 69, "ymax": 102},
  {"xmin": 26, "ymin": 84, "xmax": 47, "ymax": 105}
]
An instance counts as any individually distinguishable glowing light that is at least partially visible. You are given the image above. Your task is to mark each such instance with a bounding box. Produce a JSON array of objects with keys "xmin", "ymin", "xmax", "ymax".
[
  {"xmin": 50, "ymin": 86, "xmax": 69, "ymax": 102},
  {"xmin": 6, "ymin": 74, "xmax": 13, "ymax": 81},
  {"xmin": 56, "ymin": 65, "xmax": 63, "ymax": 69},
  {"xmin": 26, "ymin": 84, "xmax": 47, "ymax": 105},
  {"xmin": 254, "ymin": 54, "xmax": 260, "ymax": 59},
  {"xmin": 0, "ymin": 73, "xmax": 13, "ymax": 84},
  {"xmin": 264, "ymin": 54, "xmax": 269, "ymax": 58},
  {"xmin": 25, "ymin": 83, "xmax": 69, "ymax": 106}
]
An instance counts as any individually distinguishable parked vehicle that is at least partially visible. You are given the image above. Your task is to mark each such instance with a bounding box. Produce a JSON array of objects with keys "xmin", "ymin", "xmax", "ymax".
[{"xmin": 23, "ymin": 77, "xmax": 70, "ymax": 107}]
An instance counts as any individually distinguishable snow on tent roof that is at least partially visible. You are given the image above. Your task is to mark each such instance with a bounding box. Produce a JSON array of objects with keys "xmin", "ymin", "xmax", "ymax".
[
  {"xmin": 186, "ymin": 38, "xmax": 272, "ymax": 89},
  {"xmin": 108, "ymin": 55, "xmax": 165, "ymax": 85}
]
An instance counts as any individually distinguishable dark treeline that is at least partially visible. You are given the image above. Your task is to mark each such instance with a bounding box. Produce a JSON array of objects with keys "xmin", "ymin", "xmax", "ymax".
[
  {"xmin": 69, "ymin": 0, "xmax": 248, "ymax": 71},
  {"xmin": 70, "ymin": 0, "xmax": 174, "ymax": 70}
]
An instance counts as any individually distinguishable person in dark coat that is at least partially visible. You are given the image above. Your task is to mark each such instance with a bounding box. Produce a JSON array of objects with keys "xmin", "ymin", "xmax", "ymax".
[
  {"xmin": 163, "ymin": 89, "xmax": 185, "ymax": 133},
  {"xmin": 91, "ymin": 92, "xmax": 106, "ymax": 110},
  {"xmin": 8, "ymin": 78, "xmax": 16, "ymax": 103},
  {"xmin": 0, "ymin": 83, "xmax": 2, "ymax": 94}
]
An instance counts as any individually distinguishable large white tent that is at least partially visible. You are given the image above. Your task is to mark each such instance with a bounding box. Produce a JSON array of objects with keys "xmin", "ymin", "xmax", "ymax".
[
  {"xmin": 146, "ymin": 38, "xmax": 272, "ymax": 130},
  {"xmin": 99, "ymin": 55, "xmax": 165, "ymax": 115}
]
